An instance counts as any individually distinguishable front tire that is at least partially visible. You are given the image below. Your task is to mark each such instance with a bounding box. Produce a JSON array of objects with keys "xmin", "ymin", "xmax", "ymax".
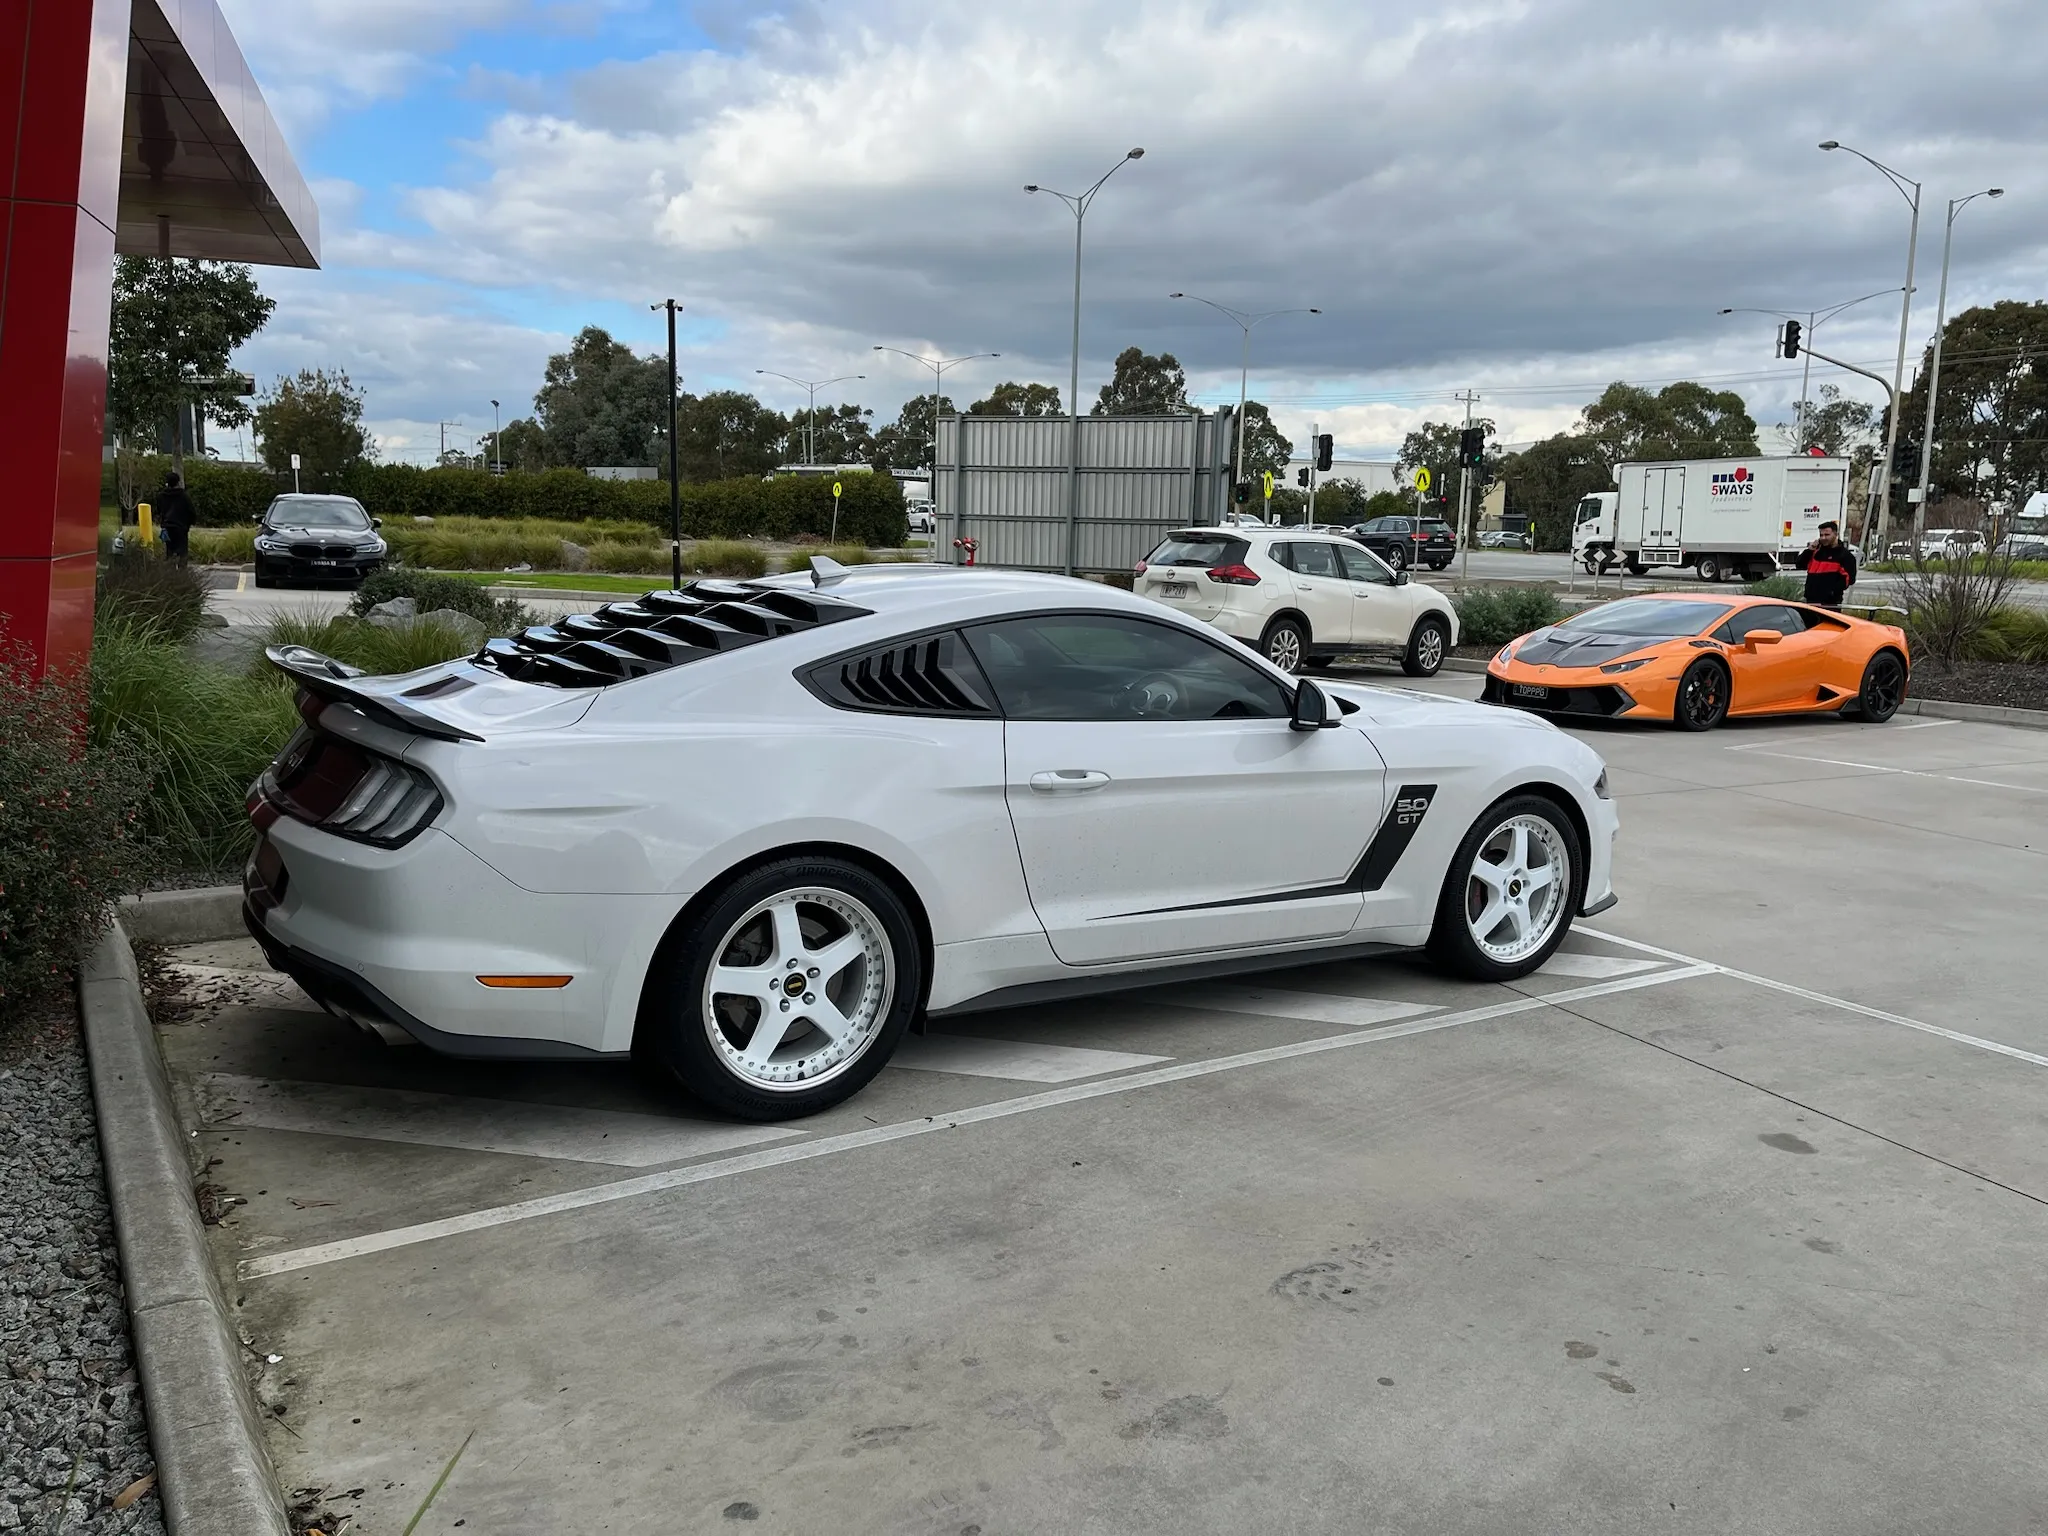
[
  {"xmin": 1259, "ymin": 616, "xmax": 1308, "ymax": 674},
  {"xmin": 1385, "ymin": 544, "xmax": 1407, "ymax": 573},
  {"xmin": 1696, "ymin": 554, "xmax": 1724, "ymax": 583},
  {"xmin": 638, "ymin": 856, "xmax": 922, "ymax": 1121},
  {"xmin": 1673, "ymin": 656, "xmax": 1730, "ymax": 731},
  {"xmin": 1402, "ymin": 614, "xmax": 1450, "ymax": 677},
  {"xmin": 1427, "ymin": 794, "xmax": 1584, "ymax": 981},
  {"xmin": 1844, "ymin": 649, "xmax": 1908, "ymax": 723}
]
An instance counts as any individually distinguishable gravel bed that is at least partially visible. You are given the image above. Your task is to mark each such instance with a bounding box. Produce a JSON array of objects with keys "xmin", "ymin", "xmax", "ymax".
[
  {"xmin": 0, "ymin": 996, "xmax": 164, "ymax": 1535},
  {"xmin": 1910, "ymin": 660, "xmax": 2048, "ymax": 713}
]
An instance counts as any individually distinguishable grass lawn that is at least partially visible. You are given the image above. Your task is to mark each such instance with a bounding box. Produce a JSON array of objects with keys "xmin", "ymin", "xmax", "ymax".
[{"xmin": 449, "ymin": 570, "xmax": 675, "ymax": 594}]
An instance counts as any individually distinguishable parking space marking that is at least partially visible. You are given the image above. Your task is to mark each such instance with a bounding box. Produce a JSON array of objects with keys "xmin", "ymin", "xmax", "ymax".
[
  {"xmin": 1536, "ymin": 953, "xmax": 1665, "ymax": 980},
  {"xmin": 237, "ymin": 964, "xmax": 1712, "ymax": 1281},
  {"xmin": 1582, "ymin": 929, "xmax": 2048, "ymax": 1070},
  {"xmin": 197, "ymin": 1074, "xmax": 803, "ymax": 1168},
  {"xmin": 891, "ymin": 1035, "xmax": 1170, "ymax": 1082},
  {"xmin": 1721, "ymin": 746, "xmax": 2048, "ymax": 795},
  {"xmin": 1150, "ymin": 985, "xmax": 1440, "ymax": 1028}
]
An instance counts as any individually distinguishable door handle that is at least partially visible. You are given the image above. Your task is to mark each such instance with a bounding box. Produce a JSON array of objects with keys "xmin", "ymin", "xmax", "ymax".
[{"xmin": 1029, "ymin": 769, "xmax": 1111, "ymax": 793}]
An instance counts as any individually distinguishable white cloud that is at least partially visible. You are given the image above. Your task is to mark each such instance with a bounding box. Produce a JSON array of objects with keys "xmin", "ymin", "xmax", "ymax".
[{"xmin": 234, "ymin": 0, "xmax": 2048, "ymax": 459}]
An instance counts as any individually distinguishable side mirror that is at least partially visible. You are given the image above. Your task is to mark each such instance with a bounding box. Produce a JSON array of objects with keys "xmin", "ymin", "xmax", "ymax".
[
  {"xmin": 252, "ymin": 513, "xmax": 263, "ymax": 522},
  {"xmin": 371, "ymin": 517, "xmax": 383, "ymax": 529},
  {"xmin": 1291, "ymin": 678, "xmax": 1339, "ymax": 731},
  {"xmin": 1394, "ymin": 568, "xmax": 1411, "ymax": 586},
  {"xmin": 1742, "ymin": 629, "xmax": 1784, "ymax": 650}
]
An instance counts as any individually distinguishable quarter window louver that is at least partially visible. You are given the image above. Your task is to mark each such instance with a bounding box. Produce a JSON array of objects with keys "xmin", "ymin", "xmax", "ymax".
[{"xmin": 803, "ymin": 631, "xmax": 997, "ymax": 718}]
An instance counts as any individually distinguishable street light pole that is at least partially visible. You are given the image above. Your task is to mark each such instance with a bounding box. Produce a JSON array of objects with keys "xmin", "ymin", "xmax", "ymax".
[
  {"xmin": 1026, "ymin": 148, "xmax": 1145, "ymax": 576},
  {"xmin": 1167, "ymin": 294, "xmax": 1320, "ymax": 479},
  {"xmin": 1717, "ymin": 288, "xmax": 1901, "ymax": 449},
  {"xmin": 650, "ymin": 300, "xmax": 683, "ymax": 588},
  {"xmin": 756, "ymin": 370, "xmax": 866, "ymax": 466},
  {"xmin": 1913, "ymin": 188, "xmax": 2003, "ymax": 541},
  {"xmin": 872, "ymin": 347, "xmax": 1000, "ymax": 560},
  {"xmin": 490, "ymin": 398, "xmax": 501, "ymax": 474},
  {"xmin": 1819, "ymin": 140, "xmax": 1920, "ymax": 556}
]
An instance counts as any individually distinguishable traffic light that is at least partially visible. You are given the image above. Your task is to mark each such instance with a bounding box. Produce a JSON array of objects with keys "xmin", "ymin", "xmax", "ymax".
[
  {"xmin": 1458, "ymin": 427, "xmax": 1485, "ymax": 467},
  {"xmin": 1315, "ymin": 434, "xmax": 1333, "ymax": 472},
  {"xmin": 1234, "ymin": 480, "xmax": 1251, "ymax": 506},
  {"xmin": 1296, "ymin": 467, "xmax": 1310, "ymax": 487},
  {"xmin": 1778, "ymin": 319, "xmax": 1802, "ymax": 359}
]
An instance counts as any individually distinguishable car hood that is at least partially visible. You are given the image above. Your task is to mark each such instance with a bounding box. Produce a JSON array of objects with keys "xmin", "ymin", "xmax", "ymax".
[
  {"xmin": 1505, "ymin": 626, "xmax": 1665, "ymax": 669},
  {"xmin": 263, "ymin": 523, "xmax": 380, "ymax": 541},
  {"xmin": 1321, "ymin": 680, "xmax": 1554, "ymax": 732}
]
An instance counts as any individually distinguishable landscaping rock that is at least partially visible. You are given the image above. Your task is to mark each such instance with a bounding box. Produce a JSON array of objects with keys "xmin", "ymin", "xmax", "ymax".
[
  {"xmin": 415, "ymin": 609, "xmax": 489, "ymax": 648},
  {"xmin": 0, "ymin": 1000, "xmax": 165, "ymax": 1535},
  {"xmin": 364, "ymin": 595, "xmax": 418, "ymax": 624},
  {"xmin": 558, "ymin": 540, "xmax": 589, "ymax": 572}
]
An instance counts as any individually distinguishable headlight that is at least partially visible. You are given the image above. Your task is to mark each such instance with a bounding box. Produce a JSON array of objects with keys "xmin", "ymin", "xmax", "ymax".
[
  {"xmin": 1600, "ymin": 657, "xmax": 1652, "ymax": 674},
  {"xmin": 1494, "ymin": 641, "xmax": 1518, "ymax": 665},
  {"xmin": 254, "ymin": 534, "xmax": 281, "ymax": 551}
]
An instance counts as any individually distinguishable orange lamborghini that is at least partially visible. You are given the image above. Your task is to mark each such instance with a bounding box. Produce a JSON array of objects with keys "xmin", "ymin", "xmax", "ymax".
[{"xmin": 1481, "ymin": 594, "xmax": 1910, "ymax": 731}]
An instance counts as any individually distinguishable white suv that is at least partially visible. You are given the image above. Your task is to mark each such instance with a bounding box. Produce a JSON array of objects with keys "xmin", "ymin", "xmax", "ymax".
[{"xmin": 1135, "ymin": 526, "xmax": 1460, "ymax": 676}]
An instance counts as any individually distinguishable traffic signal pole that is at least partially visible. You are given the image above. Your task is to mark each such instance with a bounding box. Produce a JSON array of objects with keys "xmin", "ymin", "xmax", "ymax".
[
  {"xmin": 1307, "ymin": 420, "xmax": 1318, "ymax": 526},
  {"xmin": 1456, "ymin": 390, "xmax": 1480, "ymax": 584}
]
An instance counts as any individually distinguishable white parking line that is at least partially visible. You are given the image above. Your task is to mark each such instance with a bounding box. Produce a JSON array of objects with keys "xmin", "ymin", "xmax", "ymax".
[
  {"xmin": 1722, "ymin": 745, "xmax": 2048, "ymax": 795},
  {"xmin": 237, "ymin": 965, "xmax": 1712, "ymax": 1281},
  {"xmin": 197, "ymin": 1074, "xmax": 802, "ymax": 1168},
  {"xmin": 1582, "ymin": 928, "xmax": 2048, "ymax": 1070},
  {"xmin": 892, "ymin": 1035, "xmax": 1169, "ymax": 1082},
  {"xmin": 1151, "ymin": 985, "xmax": 1440, "ymax": 1028},
  {"xmin": 1536, "ymin": 953, "xmax": 1665, "ymax": 980}
]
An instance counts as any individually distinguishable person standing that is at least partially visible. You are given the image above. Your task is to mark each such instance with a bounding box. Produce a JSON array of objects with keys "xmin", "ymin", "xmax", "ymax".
[
  {"xmin": 154, "ymin": 470, "xmax": 196, "ymax": 566},
  {"xmin": 1795, "ymin": 520, "xmax": 1857, "ymax": 610}
]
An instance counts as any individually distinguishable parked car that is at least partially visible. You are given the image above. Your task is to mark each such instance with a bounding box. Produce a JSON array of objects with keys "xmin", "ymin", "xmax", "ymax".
[
  {"xmin": 1348, "ymin": 515, "xmax": 1457, "ymax": 571},
  {"xmin": 246, "ymin": 562, "xmax": 1618, "ymax": 1119},
  {"xmin": 1996, "ymin": 533, "xmax": 2048, "ymax": 561},
  {"xmin": 252, "ymin": 494, "xmax": 387, "ymax": 589},
  {"xmin": 1483, "ymin": 593, "xmax": 1910, "ymax": 731},
  {"xmin": 1220, "ymin": 511, "xmax": 1272, "ymax": 529},
  {"xmin": 1134, "ymin": 526, "xmax": 1460, "ymax": 676},
  {"xmin": 1891, "ymin": 528, "xmax": 1987, "ymax": 562},
  {"xmin": 1478, "ymin": 529, "xmax": 1532, "ymax": 550},
  {"xmin": 906, "ymin": 504, "xmax": 935, "ymax": 534}
]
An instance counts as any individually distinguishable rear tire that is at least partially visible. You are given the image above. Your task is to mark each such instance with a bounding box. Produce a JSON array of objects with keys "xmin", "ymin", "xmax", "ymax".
[
  {"xmin": 1673, "ymin": 656, "xmax": 1730, "ymax": 731},
  {"xmin": 1696, "ymin": 554, "xmax": 1724, "ymax": 583},
  {"xmin": 1402, "ymin": 614, "xmax": 1450, "ymax": 677},
  {"xmin": 1259, "ymin": 616, "xmax": 1308, "ymax": 674},
  {"xmin": 637, "ymin": 856, "xmax": 922, "ymax": 1121},
  {"xmin": 1427, "ymin": 794, "xmax": 1584, "ymax": 982},
  {"xmin": 1843, "ymin": 649, "xmax": 1908, "ymax": 723}
]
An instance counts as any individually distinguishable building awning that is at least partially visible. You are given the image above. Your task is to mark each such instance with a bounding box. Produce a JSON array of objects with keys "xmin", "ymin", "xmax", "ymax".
[{"xmin": 119, "ymin": 0, "xmax": 319, "ymax": 268}]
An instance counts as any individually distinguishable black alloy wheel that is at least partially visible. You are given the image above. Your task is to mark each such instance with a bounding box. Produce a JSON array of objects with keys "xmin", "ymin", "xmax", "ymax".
[
  {"xmin": 1847, "ymin": 650, "xmax": 1907, "ymax": 723},
  {"xmin": 1673, "ymin": 657, "xmax": 1730, "ymax": 731}
]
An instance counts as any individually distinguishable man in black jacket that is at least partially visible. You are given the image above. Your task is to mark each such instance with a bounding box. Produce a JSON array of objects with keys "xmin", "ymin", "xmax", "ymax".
[
  {"xmin": 1795, "ymin": 521, "xmax": 1857, "ymax": 609},
  {"xmin": 154, "ymin": 470, "xmax": 196, "ymax": 565}
]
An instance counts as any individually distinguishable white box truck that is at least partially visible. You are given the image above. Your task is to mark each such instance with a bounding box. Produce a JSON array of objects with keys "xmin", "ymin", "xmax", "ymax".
[{"xmin": 1570, "ymin": 456, "xmax": 1849, "ymax": 581}]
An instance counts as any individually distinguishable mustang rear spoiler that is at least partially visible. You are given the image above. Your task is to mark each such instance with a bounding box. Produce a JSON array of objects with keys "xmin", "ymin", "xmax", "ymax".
[{"xmin": 265, "ymin": 646, "xmax": 486, "ymax": 743}]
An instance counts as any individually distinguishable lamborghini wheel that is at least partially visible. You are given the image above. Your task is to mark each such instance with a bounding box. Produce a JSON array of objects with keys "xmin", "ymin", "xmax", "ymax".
[
  {"xmin": 1845, "ymin": 649, "xmax": 1908, "ymax": 723},
  {"xmin": 1673, "ymin": 657, "xmax": 1729, "ymax": 732}
]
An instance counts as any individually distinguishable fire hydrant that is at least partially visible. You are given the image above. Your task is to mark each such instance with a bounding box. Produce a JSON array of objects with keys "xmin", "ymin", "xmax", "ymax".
[{"xmin": 952, "ymin": 536, "xmax": 977, "ymax": 567}]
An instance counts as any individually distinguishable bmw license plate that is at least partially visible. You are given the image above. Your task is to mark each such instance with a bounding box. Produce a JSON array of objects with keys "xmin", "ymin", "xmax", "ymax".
[
  {"xmin": 1513, "ymin": 684, "xmax": 1550, "ymax": 700},
  {"xmin": 1157, "ymin": 582, "xmax": 1192, "ymax": 599}
]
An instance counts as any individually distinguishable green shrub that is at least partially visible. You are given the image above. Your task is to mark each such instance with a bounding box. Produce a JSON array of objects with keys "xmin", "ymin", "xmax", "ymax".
[
  {"xmin": 1969, "ymin": 606, "xmax": 2048, "ymax": 665},
  {"xmin": 88, "ymin": 618, "xmax": 299, "ymax": 875},
  {"xmin": 815, "ymin": 545, "xmax": 875, "ymax": 567},
  {"xmin": 1742, "ymin": 573, "xmax": 1804, "ymax": 599},
  {"xmin": 0, "ymin": 640, "xmax": 160, "ymax": 1015},
  {"xmin": 95, "ymin": 548, "xmax": 208, "ymax": 642},
  {"xmin": 685, "ymin": 540, "xmax": 770, "ymax": 579},
  {"xmin": 348, "ymin": 568, "xmax": 530, "ymax": 631},
  {"xmin": 385, "ymin": 526, "xmax": 570, "ymax": 572},
  {"xmin": 1453, "ymin": 584, "xmax": 1566, "ymax": 647},
  {"xmin": 253, "ymin": 614, "xmax": 493, "ymax": 677},
  {"xmin": 585, "ymin": 539, "xmax": 674, "ymax": 575},
  {"xmin": 189, "ymin": 524, "xmax": 257, "ymax": 563}
]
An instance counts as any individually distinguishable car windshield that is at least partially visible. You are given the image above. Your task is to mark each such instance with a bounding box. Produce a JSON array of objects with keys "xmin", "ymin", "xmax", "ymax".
[
  {"xmin": 268, "ymin": 498, "xmax": 369, "ymax": 530},
  {"xmin": 1145, "ymin": 533, "xmax": 1249, "ymax": 568},
  {"xmin": 1558, "ymin": 599, "xmax": 1731, "ymax": 638}
]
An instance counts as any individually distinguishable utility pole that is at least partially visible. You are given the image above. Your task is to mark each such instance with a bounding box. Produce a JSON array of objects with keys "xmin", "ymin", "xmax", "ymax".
[
  {"xmin": 653, "ymin": 300, "xmax": 683, "ymax": 588},
  {"xmin": 1455, "ymin": 389, "xmax": 1480, "ymax": 584},
  {"xmin": 1306, "ymin": 422, "xmax": 1319, "ymax": 527}
]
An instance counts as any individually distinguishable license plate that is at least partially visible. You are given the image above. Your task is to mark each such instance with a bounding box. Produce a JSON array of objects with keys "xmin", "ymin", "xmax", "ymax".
[
  {"xmin": 1514, "ymin": 684, "xmax": 1550, "ymax": 700},
  {"xmin": 1157, "ymin": 582, "xmax": 1192, "ymax": 599},
  {"xmin": 311, "ymin": 559, "xmax": 339, "ymax": 567}
]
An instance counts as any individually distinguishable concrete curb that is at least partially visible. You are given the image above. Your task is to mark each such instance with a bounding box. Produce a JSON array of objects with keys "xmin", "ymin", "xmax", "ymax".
[
  {"xmin": 120, "ymin": 886, "xmax": 246, "ymax": 946},
  {"xmin": 79, "ymin": 924, "xmax": 291, "ymax": 1536}
]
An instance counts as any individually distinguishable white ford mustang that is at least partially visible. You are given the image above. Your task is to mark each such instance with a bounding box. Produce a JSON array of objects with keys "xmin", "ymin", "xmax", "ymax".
[{"xmin": 245, "ymin": 563, "xmax": 1619, "ymax": 1120}]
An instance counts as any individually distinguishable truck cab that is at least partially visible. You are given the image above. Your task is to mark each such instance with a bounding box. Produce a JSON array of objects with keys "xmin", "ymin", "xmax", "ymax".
[{"xmin": 1571, "ymin": 492, "xmax": 1618, "ymax": 571}]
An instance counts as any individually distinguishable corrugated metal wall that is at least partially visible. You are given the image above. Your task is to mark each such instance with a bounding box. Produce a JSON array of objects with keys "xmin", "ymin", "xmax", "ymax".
[{"xmin": 934, "ymin": 410, "xmax": 1233, "ymax": 573}]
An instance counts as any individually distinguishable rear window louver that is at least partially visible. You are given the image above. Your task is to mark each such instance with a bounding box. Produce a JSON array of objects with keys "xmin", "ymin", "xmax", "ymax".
[
  {"xmin": 474, "ymin": 582, "xmax": 871, "ymax": 688},
  {"xmin": 803, "ymin": 631, "xmax": 996, "ymax": 717}
]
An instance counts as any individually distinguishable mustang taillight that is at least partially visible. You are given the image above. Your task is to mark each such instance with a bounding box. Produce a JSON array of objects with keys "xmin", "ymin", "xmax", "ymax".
[
  {"xmin": 1207, "ymin": 562, "xmax": 1261, "ymax": 586},
  {"xmin": 254, "ymin": 726, "xmax": 442, "ymax": 848}
]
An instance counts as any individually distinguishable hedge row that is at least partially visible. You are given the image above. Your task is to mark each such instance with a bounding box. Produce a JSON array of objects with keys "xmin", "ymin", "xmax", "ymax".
[{"xmin": 110, "ymin": 457, "xmax": 907, "ymax": 546}]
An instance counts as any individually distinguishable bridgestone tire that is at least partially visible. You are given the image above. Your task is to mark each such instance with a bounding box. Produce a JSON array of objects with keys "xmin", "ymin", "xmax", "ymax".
[{"xmin": 639, "ymin": 856, "xmax": 922, "ymax": 1121}]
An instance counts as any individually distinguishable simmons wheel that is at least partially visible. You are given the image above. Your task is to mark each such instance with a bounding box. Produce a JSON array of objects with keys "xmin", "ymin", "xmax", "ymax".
[{"xmin": 1427, "ymin": 794, "xmax": 1584, "ymax": 982}]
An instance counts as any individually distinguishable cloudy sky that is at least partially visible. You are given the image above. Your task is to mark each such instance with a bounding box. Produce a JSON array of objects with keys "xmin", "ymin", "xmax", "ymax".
[{"xmin": 217, "ymin": 0, "xmax": 2048, "ymax": 466}]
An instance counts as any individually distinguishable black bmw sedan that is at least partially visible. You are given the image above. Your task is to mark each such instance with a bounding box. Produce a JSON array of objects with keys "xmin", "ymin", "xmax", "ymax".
[{"xmin": 252, "ymin": 495, "xmax": 388, "ymax": 588}]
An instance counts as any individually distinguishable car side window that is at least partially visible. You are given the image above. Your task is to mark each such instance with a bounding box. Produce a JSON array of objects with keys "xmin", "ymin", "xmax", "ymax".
[
  {"xmin": 1289, "ymin": 541, "xmax": 1342, "ymax": 578},
  {"xmin": 1336, "ymin": 543, "xmax": 1395, "ymax": 585},
  {"xmin": 963, "ymin": 614, "xmax": 1294, "ymax": 722},
  {"xmin": 1357, "ymin": 519, "xmax": 1382, "ymax": 534},
  {"xmin": 1728, "ymin": 605, "xmax": 1807, "ymax": 638},
  {"xmin": 1268, "ymin": 542, "xmax": 1296, "ymax": 572},
  {"xmin": 1794, "ymin": 608, "xmax": 1850, "ymax": 632},
  {"xmin": 1389, "ymin": 518, "xmax": 1410, "ymax": 534}
]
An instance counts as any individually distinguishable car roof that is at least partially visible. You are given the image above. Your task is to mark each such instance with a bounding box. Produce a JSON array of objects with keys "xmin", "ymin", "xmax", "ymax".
[{"xmin": 1161, "ymin": 525, "xmax": 1355, "ymax": 543}]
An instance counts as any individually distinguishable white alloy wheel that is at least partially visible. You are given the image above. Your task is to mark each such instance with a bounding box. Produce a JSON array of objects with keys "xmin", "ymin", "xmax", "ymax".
[
  {"xmin": 702, "ymin": 887, "xmax": 895, "ymax": 1091},
  {"xmin": 1462, "ymin": 814, "xmax": 1572, "ymax": 964}
]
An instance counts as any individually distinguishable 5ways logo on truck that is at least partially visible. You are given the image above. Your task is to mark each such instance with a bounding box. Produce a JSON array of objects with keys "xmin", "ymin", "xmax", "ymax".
[{"xmin": 1709, "ymin": 467, "xmax": 1756, "ymax": 497}]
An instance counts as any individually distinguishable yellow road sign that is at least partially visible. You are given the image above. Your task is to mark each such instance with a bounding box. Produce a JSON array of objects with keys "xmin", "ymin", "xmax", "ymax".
[
  {"xmin": 1413, "ymin": 467, "xmax": 1431, "ymax": 494},
  {"xmin": 832, "ymin": 481, "xmax": 842, "ymax": 498},
  {"xmin": 1261, "ymin": 471, "xmax": 1274, "ymax": 499}
]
